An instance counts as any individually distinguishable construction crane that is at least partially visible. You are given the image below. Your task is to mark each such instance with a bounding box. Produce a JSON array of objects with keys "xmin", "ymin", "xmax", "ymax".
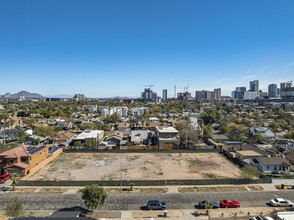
[{"xmin": 143, "ymin": 85, "xmax": 154, "ymax": 89}]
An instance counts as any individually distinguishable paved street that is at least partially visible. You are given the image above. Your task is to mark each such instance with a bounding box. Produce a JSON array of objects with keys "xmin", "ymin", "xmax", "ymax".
[{"xmin": 1, "ymin": 190, "xmax": 294, "ymax": 211}]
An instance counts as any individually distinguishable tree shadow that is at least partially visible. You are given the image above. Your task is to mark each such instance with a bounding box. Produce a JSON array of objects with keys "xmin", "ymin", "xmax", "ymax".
[{"xmin": 57, "ymin": 206, "xmax": 91, "ymax": 214}]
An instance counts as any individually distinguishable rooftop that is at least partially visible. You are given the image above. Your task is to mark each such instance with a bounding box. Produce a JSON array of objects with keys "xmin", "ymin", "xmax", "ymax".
[
  {"xmin": 73, "ymin": 130, "xmax": 103, "ymax": 140},
  {"xmin": 258, "ymin": 157, "xmax": 291, "ymax": 166},
  {"xmin": 155, "ymin": 126, "xmax": 178, "ymax": 133},
  {"xmin": 236, "ymin": 150, "xmax": 263, "ymax": 157}
]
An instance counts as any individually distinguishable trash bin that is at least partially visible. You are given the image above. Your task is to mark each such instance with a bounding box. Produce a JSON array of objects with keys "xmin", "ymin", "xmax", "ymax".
[
  {"xmin": 164, "ymin": 210, "xmax": 168, "ymax": 217},
  {"xmin": 281, "ymin": 184, "xmax": 284, "ymax": 189},
  {"xmin": 292, "ymin": 185, "xmax": 294, "ymax": 189}
]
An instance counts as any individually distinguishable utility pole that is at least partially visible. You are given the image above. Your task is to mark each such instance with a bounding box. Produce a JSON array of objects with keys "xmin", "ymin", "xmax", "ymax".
[
  {"xmin": 185, "ymin": 131, "xmax": 187, "ymax": 149},
  {"xmin": 120, "ymin": 161, "xmax": 122, "ymax": 190}
]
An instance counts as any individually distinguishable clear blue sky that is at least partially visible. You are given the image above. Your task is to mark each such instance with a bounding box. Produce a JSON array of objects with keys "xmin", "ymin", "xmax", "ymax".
[{"xmin": 1, "ymin": 0, "xmax": 294, "ymax": 97}]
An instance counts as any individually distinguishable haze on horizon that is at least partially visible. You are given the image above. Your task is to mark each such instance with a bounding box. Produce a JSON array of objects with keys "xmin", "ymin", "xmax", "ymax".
[{"xmin": 1, "ymin": 0, "xmax": 294, "ymax": 98}]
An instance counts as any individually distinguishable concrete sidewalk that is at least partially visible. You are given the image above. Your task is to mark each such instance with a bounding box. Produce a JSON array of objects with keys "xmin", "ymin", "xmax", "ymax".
[{"xmin": 13, "ymin": 183, "xmax": 280, "ymax": 194}]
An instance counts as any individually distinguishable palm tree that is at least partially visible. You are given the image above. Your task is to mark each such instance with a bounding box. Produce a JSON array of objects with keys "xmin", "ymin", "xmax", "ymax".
[
  {"xmin": 8, "ymin": 173, "xmax": 21, "ymax": 191},
  {"xmin": 204, "ymin": 203, "xmax": 213, "ymax": 215}
]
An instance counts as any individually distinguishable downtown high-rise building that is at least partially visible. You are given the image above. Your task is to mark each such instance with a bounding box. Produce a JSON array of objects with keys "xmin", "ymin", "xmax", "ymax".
[
  {"xmin": 268, "ymin": 84, "xmax": 278, "ymax": 98},
  {"xmin": 280, "ymin": 82, "xmax": 292, "ymax": 90},
  {"xmin": 73, "ymin": 94, "xmax": 85, "ymax": 101},
  {"xmin": 250, "ymin": 80, "xmax": 259, "ymax": 94},
  {"xmin": 214, "ymin": 88, "xmax": 221, "ymax": 99},
  {"xmin": 162, "ymin": 89, "xmax": 167, "ymax": 101},
  {"xmin": 141, "ymin": 88, "xmax": 157, "ymax": 101},
  {"xmin": 233, "ymin": 87, "xmax": 246, "ymax": 99}
]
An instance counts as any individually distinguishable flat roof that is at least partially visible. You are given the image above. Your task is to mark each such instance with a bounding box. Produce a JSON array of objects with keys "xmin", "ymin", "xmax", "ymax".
[
  {"xmin": 74, "ymin": 130, "xmax": 103, "ymax": 140},
  {"xmin": 236, "ymin": 150, "xmax": 262, "ymax": 157},
  {"xmin": 155, "ymin": 126, "xmax": 178, "ymax": 133}
]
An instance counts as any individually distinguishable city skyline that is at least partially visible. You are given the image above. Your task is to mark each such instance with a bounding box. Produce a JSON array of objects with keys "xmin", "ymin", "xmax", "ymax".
[{"xmin": 1, "ymin": 0, "xmax": 294, "ymax": 97}]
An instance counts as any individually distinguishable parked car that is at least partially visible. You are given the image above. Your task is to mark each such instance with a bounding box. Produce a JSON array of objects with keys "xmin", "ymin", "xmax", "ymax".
[
  {"xmin": 252, "ymin": 216, "xmax": 274, "ymax": 220},
  {"xmin": 0, "ymin": 174, "xmax": 11, "ymax": 183},
  {"xmin": 147, "ymin": 200, "xmax": 166, "ymax": 210},
  {"xmin": 0, "ymin": 187, "xmax": 8, "ymax": 192},
  {"xmin": 199, "ymin": 200, "xmax": 220, "ymax": 209},
  {"xmin": 270, "ymin": 198, "xmax": 293, "ymax": 207},
  {"xmin": 220, "ymin": 199, "xmax": 240, "ymax": 208}
]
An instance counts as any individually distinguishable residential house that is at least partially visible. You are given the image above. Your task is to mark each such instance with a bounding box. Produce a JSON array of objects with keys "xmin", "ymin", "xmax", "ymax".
[
  {"xmin": 251, "ymin": 157, "xmax": 291, "ymax": 174},
  {"xmin": 235, "ymin": 150, "xmax": 263, "ymax": 162},
  {"xmin": 99, "ymin": 131, "xmax": 126, "ymax": 149},
  {"xmin": 0, "ymin": 129, "xmax": 32, "ymax": 141},
  {"xmin": 56, "ymin": 120, "xmax": 73, "ymax": 129},
  {"xmin": 10, "ymin": 116, "xmax": 23, "ymax": 127},
  {"xmin": 27, "ymin": 135, "xmax": 47, "ymax": 144},
  {"xmin": 249, "ymin": 127, "xmax": 276, "ymax": 142},
  {"xmin": 72, "ymin": 130, "xmax": 104, "ymax": 145},
  {"xmin": 189, "ymin": 117, "xmax": 199, "ymax": 130},
  {"xmin": 0, "ymin": 144, "xmax": 61, "ymax": 177},
  {"xmin": 154, "ymin": 126, "xmax": 180, "ymax": 149},
  {"xmin": 116, "ymin": 122, "xmax": 131, "ymax": 132},
  {"xmin": 149, "ymin": 117, "xmax": 159, "ymax": 123},
  {"xmin": 212, "ymin": 132, "xmax": 230, "ymax": 143},
  {"xmin": 53, "ymin": 131, "xmax": 76, "ymax": 146},
  {"xmin": 131, "ymin": 130, "xmax": 152, "ymax": 145}
]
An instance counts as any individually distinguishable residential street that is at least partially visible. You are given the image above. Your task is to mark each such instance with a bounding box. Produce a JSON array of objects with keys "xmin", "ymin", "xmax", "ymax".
[{"xmin": 1, "ymin": 190, "xmax": 294, "ymax": 211}]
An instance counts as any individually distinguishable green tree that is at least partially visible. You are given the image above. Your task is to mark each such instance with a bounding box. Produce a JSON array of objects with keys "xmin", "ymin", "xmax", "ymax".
[
  {"xmin": 8, "ymin": 173, "xmax": 21, "ymax": 191},
  {"xmin": 5, "ymin": 197, "xmax": 24, "ymax": 217},
  {"xmin": 203, "ymin": 125, "xmax": 213, "ymax": 139},
  {"xmin": 81, "ymin": 184, "xmax": 108, "ymax": 212},
  {"xmin": 18, "ymin": 131, "xmax": 28, "ymax": 144},
  {"xmin": 6, "ymin": 120, "xmax": 15, "ymax": 129}
]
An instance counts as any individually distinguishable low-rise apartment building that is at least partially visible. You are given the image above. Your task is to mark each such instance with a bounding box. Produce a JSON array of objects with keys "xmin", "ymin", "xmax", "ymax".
[{"xmin": 155, "ymin": 126, "xmax": 180, "ymax": 149}]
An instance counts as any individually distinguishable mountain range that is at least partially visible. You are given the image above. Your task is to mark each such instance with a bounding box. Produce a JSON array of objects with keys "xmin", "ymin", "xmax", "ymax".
[{"xmin": 0, "ymin": 91, "xmax": 43, "ymax": 99}]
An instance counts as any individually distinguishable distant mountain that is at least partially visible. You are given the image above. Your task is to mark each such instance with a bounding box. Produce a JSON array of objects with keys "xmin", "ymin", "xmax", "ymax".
[
  {"xmin": 45, "ymin": 94, "xmax": 73, "ymax": 98},
  {"xmin": 0, "ymin": 90, "xmax": 43, "ymax": 99}
]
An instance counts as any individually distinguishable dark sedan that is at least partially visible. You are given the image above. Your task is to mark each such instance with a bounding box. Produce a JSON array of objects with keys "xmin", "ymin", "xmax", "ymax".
[
  {"xmin": 199, "ymin": 200, "xmax": 220, "ymax": 209},
  {"xmin": 147, "ymin": 200, "xmax": 166, "ymax": 210}
]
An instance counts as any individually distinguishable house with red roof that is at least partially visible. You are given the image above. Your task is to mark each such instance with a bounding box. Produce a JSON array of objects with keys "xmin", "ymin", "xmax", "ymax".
[{"xmin": 0, "ymin": 144, "xmax": 61, "ymax": 177}]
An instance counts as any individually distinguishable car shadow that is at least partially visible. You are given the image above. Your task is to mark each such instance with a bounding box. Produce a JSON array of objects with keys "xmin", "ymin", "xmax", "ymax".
[
  {"xmin": 194, "ymin": 205, "xmax": 204, "ymax": 209},
  {"xmin": 140, "ymin": 206, "xmax": 149, "ymax": 210},
  {"xmin": 266, "ymin": 202, "xmax": 274, "ymax": 207}
]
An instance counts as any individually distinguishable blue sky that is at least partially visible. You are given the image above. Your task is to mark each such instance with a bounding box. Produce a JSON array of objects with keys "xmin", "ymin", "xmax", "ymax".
[{"xmin": 0, "ymin": 0, "xmax": 294, "ymax": 97}]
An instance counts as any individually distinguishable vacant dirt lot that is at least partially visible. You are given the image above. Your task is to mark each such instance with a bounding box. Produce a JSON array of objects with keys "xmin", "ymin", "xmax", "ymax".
[{"xmin": 29, "ymin": 152, "xmax": 245, "ymax": 180}]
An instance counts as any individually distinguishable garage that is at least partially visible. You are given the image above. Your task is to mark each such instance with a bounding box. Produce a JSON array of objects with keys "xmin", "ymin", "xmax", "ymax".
[{"xmin": 6, "ymin": 170, "xmax": 23, "ymax": 176}]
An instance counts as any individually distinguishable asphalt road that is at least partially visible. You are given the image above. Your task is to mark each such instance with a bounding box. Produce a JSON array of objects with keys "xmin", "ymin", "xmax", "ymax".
[{"xmin": 0, "ymin": 190, "xmax": 294, "ymax": 211}]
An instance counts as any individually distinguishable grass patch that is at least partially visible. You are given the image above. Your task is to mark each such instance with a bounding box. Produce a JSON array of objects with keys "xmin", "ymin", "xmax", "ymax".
[
  {"xmin": 10, "ymin": 188, "xmax": 36, "ymax": 193},
  {"xmin": 129, "ymin": 156, "xmax": 139, "ymax": 161},
  {"xmin": 204, "ymin": 173, "xmax": 216, "ymax": 179},
  {"xmin": 106, "ymin": 188, "xmax": 168, "ymax": 194},
  {"xmin": 247, "ymin": 185, "xmax": 264, "ymax": 191},
  {"xmin": 190, "ymin": 158, "xmax": 201, "ymax": 166},
  {"xmin": 179, "ymin": 186, "xmax": 247, "ymax": 193},
  {"xmin": 39, "ymin": 188, "xmax": 67, "ymax": 193},
  {"xmin": 275, "ymin": 184, "xmax": 294, "ymax": 190},
  {"xmin": 158, "ymin": 172, "xmax": 164, "ymax": 175}
]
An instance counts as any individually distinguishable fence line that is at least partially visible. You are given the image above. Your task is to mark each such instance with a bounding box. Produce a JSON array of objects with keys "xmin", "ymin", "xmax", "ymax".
[{"xmin": 18, "ymin": 176, "xmax": 271, "ymax": 187}]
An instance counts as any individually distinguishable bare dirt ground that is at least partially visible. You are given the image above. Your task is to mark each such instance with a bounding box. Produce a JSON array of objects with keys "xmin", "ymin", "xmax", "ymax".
[{"xmin": 29, "ymin": 152, "xmax": 245, "ymax": 180}]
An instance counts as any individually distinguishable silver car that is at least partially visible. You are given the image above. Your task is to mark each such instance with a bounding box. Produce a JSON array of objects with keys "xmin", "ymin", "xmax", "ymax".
[{"xmin": 270, "ymin": 198, "xmax": 293, "ymax": 207}]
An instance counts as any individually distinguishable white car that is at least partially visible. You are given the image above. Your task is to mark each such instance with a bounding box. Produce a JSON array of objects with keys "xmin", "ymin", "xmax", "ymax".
[
  {"xmin": 252, "ymin": 216, "xmax": 274, "ymax": 220},
  {"xmin": 270, "ymin": 198, "xmax": 294, "ymax": 207}
]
